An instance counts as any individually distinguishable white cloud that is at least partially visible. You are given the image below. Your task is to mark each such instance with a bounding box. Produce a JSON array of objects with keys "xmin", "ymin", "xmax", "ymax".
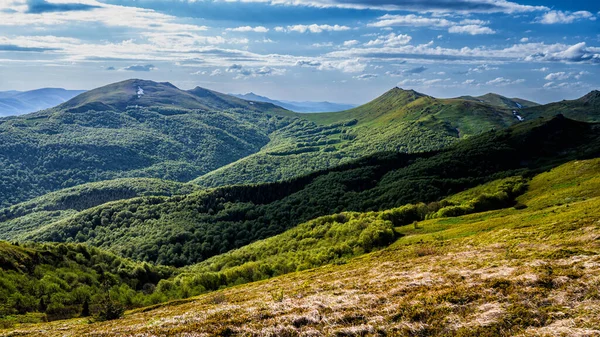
[
  {"xmin": 468, "ymin": 64, "xmax": 498, "ymax": 73},
  {"xmin": 343, "ymin": 40, "xmax": 359, "ymax": 47},
  {"xmin": 210, "ymin": 69, "xmax": 223, "ymax": 76},
  {"xmin": 318, "ymin": 58, "xmax": 366, "ymax": 73},
  {"xmin": 226, "ymin": 64, "xmax": 286, "ymax": 79},
  {"xmin": 312, "ymin": 42, "xmax": 334, "ymax": 48},
  {"xmin": 448, "ymin": 25, "xmax": 495, "ymax": 35},
  {"xmin": 544, "ymin": 71, "xmax": 588, "ymax": 81},
  {"xmin": 208, "ymin": 0, "xmax": 547, "ymax": 13},
  {"xmin": 368, "ymin": 14, "xmax": 453, "ymax": 28},
  {"xmin": 284, "ymin": 24, "xmax": 351, "ymax": 33},
  {"xmin": 226, "ymin": 26, "xmax": 269, "ymax": 33},
  {"xmin": 365, "ymin": 33, "xmax": 412, "ymax": 47},
  {"xmin": 537, "ymin": 10, "xmax": 596, "ymax": 24},
  {"xmin": 328, "ymin": 41, "xmax": 600, "ymax": 65},
  {"xmin": 486, "ymin": 77, "xmax": 525, "ymax": 86},
  {"xmin": 520, "ymin": 37, "xmax": 529, "ymax": 43},
  {"xmin": 533, "ymin": 67, "xmax": 550, "ymax": 72},
  {"xmin": 369, "ymin": 14, "xmax": 495, "ymax": 35}
]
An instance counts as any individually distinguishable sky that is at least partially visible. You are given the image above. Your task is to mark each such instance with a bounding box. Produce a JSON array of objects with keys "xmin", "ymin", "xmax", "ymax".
[{"xmin": 0, "ymin": 0, "xmax": 598, "ymax": 104}]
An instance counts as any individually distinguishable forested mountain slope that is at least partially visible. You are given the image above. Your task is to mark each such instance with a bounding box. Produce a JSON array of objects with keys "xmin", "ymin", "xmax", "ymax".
[
  {"xmin": 194, "ymin": 87, "xmax": 525, "ymax": 187},
  {"xmin": 0, "ymin": 178, "xmax": 199, "ymax": 240},
  {"xmin": 10, "ymin": 116, "xmax": 600, "ymax": 267},
  {"xmin": 523, "ymin": 90, "xmax": 600, "ymax": 122},
  {"xmin": 0, "ymin": 79, "xmax": 292, "ymax": 207},
  {"xmin": 457, "ymin": 93, "xmax": 539, "ymax": 109},
  {"xmin": 5, "ymin": 157, "xmax": 600, "ymax": 336}
]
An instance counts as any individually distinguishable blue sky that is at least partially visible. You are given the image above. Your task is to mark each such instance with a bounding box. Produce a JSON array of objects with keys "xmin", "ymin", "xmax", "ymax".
[{"xmin": 0, "ymin": 0, "xmax": 598, "ymax": 104}]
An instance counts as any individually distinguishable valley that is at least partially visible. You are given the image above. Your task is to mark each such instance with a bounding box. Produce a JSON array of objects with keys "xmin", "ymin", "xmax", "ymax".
[{"xmin": 0, "ymin": 79, "xmax": 599, "ymax": 337}]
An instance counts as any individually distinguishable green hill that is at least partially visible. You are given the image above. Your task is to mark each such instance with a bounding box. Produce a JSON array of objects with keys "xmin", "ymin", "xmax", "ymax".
[
  {"xmin": 4, "ymin": 158, "xmax": 600, "ymax": 336},
  {"xmin": 0, "ymin": 178, "xmax": 199, "ymax": 240},
  {"xmin": 522, "ymin": 90, "xmax": 600, "ymax": 122},
  {"xmin": 8, "ymin": 116, "xmax": 600, "ymax": 267},
  {"xmin": 0, "ymin": 79, "xmax": 293, "ymax": 208},
  {"xmin": 194, "ymin": 88, "xmax": 526, "ymax": 187},
  {"xmin": 457, "ymin": 93, "xmax": 539, "ymax": 109}
]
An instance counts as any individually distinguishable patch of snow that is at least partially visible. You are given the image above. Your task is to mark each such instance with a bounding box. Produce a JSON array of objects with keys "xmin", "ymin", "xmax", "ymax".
[
  {"xmin": 515, "ymin": 102, "xmax": 522, "ymax": 108},
  {"xmin": 137, "ymin": 86, "xmax": 144, "ymax": 98},
  {"xmin": 516, "ymin": 115, "xmax": 524, "ymax": 121},
  {"xmin": 249, "ymin": 101, "xmax": 254, "ymax": 105}
]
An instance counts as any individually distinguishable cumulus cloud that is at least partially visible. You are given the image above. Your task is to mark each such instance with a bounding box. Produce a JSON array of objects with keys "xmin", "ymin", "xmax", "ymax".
[
  {"xmin": 226, "ymin": 64, "xmax": 286, "ymax": 79},
  {"xmin": 343, "ymin": 40, "xmax": 359, "ymax": 47},
  {"xmin": 486, "ymin": 77, "xmax": 525, "ymax": 86},
  {"xmin": 283, "ymin": 24, "xmax": 351, "ymax": 33},
  {"xmin": 226, "ymin": 26, "xmax": 269, "ymax": 33},
  {"xmin": 544, "ymin": 71, "xmax": 588, "ymax": 81},
  {"xmin": 524, "ymin": 42, "xmax": 600, "ymax": 64},
  {"xmin": 123, "ymin": 64, "xmax": 155, "ymax": 71},
  {"xmin": 318, "ymin": 58, "xmax": 366, "ymax": 73},
  {"xmin": 537, "ymin": 10, "xmax": 596, "ymax": 24},
  {"xmin": 448, "ymin": 25, "xmax": 495, "ymax": 35},
  {"xmin": 369, "ymin": 14, "xmax": 495, "ymax": 35},
  {"xmin": 365, "ymin": 33, "xmax": 412, "ymax": 47}
]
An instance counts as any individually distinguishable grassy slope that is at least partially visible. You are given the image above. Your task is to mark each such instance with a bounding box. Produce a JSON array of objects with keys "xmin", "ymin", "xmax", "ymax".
[
  {"xmin": 0, "ymin": 178, "xmax": 199, "ymax": 240},
  {"xmin": 9, "ymin": 117, "xmax": 600, "ymax": 268},
  {"xmin": 523, "ymin": 90, "xmax": 600, "ymax": 122},
  {"xmin": 0, "ymin": 79, "xmax": 293, "ymax": 207},
  {"xmin": 5, "ymin": 159, "xmax": 599, "ymax": 336},
  {"xmin": 457, "ymin": 93, "xmax": 539, "ymax": 109},
  {"xmin": 194, "ymin": 88, "xmax": 522, "ymax": 187}
]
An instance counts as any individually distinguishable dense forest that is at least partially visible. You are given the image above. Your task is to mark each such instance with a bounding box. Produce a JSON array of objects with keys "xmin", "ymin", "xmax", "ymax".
[
  {"xmin": 0, "ymin": 80, "xmax": 293, "ymax": 208},
  {"xmin": 10, "ymin": 116, "xmax": 600, "ymax": 267},
  {"xmin": 0, "ymin": 242, "xmax": 173, "ymax": 327},
  {"xmin": 194, "ymin": 88, "xmax": 600, "ymax": 188}
]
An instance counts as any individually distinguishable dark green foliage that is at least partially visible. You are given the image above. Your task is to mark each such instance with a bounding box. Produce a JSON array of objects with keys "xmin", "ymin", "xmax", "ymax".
[
  {"xmin": 16, "ymin": 117, "xmax": 600, "ymax": 267},
  {"xmin": 0, "ymin": 178, "xmax": 199, "ymax": 240},
  {"xmin": 0, "ymin": 80, "xmax": 293, "ymax": 208}
]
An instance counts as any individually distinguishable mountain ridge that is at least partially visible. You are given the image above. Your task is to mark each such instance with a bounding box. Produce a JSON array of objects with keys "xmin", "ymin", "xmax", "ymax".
[{"xmin": 231, "ymin": 92, "xmax": 357, "ymax": 112}]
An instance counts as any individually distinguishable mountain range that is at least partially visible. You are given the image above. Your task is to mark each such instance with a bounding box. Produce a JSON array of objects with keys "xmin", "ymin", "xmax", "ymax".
[
  {"xmin": 0, "ymin": 78, "xmax": 599, "ymax": 335},
  {"xmin": 0, "ymin": 88, "xmax": 85, "ymax": 116},
  {"xmin": 231, "ymin": 92, "xmax": 357, "ymax": 112}
]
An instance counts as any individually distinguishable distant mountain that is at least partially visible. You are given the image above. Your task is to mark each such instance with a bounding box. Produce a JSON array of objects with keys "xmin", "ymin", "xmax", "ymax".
[
  {"xmin": 195, "ymin": 87, "xmax": 526, "ymax": 187},
  {"xmin": 0, "ymin": 79, "xmax": 293, "ymax": 207},
  {"xmin": 231, "ymin": 92, "xmax": 357, "ymax": 112},
  {"xmin": 522, "ymin": 90, "xmax": 600, "ymax": 122},
  {"xmin": 457, "ymin": 93, "xmax": 539, "ymax": 109},
  {"xmin": 61, "ymin": 79, "xmax": 289, "ymax": 114},
  {"xmin": 0, "ymin": 88, "xmax": 86, "ymax": 116}
]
